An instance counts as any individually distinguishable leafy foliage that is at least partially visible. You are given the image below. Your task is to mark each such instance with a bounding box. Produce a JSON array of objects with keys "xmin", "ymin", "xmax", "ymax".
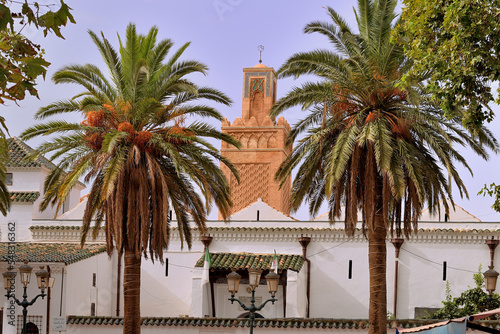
[
  {"xmin": 0, "ymin": 0, "xmax": 73, "ymax": 213},
  {"xmin": 0, "ymin": 132, "xmax": 10, "ymax": 215},
  {"xmin": 394, "ymin": 0, "xmax": 500, "ymax": 130},
  {"xmin": 0, "ymin": 0, "xmax": 75, "ymax": 104},
  {"xmin": 429, "ymin": 268, "xmax": 500, "ymax": 319},
  {"xmin": 478, "ymin": 183, "xmax": 500, "ymax": 213}
]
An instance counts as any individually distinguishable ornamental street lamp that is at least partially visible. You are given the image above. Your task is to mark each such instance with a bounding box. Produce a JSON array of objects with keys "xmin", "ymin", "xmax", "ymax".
[
  {"xmin": 3, "ymin": 263, "xmax": 55, "ymax": 334},
  {"xmin": 484, "ymin": 266, "xmax": 499, "ymax": 296},
  {"xmin": 482, "ymin": 265, "xmax": 500, "ymax": 309},
  {"xmin": 227, "ymin": 269, "xmax": 279, "ymax": 334}
]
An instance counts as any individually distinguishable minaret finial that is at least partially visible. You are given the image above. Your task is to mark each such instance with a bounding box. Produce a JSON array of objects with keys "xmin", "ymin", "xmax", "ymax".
[{"xmin": 258, "ymin": 45, "xmax": 264, "ymax": 64}]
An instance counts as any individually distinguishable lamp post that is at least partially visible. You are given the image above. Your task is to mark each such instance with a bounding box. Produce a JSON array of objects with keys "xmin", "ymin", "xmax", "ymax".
[
  {"xmin": 3, "ymin": 262, "xmax": 55, "ymax": 334},
  {"xmin": 227, "ymin": 269, "xmax": 279, "ymax": 334},
  {"xmin": 482, "ymin": 238, "xmax": 500, "ymax": 309}
]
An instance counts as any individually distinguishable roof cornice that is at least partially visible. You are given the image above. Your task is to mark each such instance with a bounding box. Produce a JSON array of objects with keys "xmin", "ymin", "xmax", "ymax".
[{"xmin": 29, "ymin": 225, "xmax": 500, "ymax": 244}]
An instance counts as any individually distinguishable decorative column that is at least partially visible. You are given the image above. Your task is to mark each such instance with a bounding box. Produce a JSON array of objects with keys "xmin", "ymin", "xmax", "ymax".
[
  {"xmin": 391, "ymin": 238, "xmax": 404, "ymax": 318},
  {"xmin": 298, "ymin": 236, "xmax": 311, "ymax": 318},
  {"xmin": 486, "ymin": 237, "xmax": 499, "ymax": 268},
  {"xmin": 200, "ymin": 235, "xmax": 213, "ymax": 252},
  {"xmin": 200, "ymin": 235, "xmax": 214, "ymax": 316}
]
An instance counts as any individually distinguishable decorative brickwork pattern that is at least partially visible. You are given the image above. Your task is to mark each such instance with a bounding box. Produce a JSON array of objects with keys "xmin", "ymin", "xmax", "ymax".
[
  {"xmin": 230, "ymin": 163, "xmax": 269, "ymax": 214},
  {"xmin": 281, "ymin": 178, "xmax": 291, "ymax": 214}
]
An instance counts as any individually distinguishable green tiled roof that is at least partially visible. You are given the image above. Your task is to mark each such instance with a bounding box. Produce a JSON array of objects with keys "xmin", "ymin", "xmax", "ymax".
[
  {"xmin": 195, "ymin": 252, "xmax": 305, "ymax": 272},
  {"xmin": 0, "ymin": 243, "xmax": 106, "ymax": 264},
  {"xmin": 10, "ymin": 191, "xmax": 40, "ymax": 203},
  {"xmin": 65, "ymin": 316, "xmax": 500, "ymax": 330},
  {"xmin": 6, "ymin": 137, "xmax": 56, "ymax": 169}
]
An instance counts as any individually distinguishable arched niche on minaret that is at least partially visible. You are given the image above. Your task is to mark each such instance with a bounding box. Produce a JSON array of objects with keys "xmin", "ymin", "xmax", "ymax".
[{"xmin": 250, "ymin": 89, "xmax": 264, "ymax": 121}]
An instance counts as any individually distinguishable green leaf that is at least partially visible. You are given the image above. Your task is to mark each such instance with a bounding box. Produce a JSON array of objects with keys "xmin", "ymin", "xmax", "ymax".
[
  {"xmin": 38, "ymin": 1, "xmax": 75, "ymax": 39},
  {"xmin": 0, "ymin": 4, "xmax": 14, "ymax": 31},
  {"xmin": 20, "ymin": 56, "xmax": 50, "ymax": 79},
  {"xmin": 0, "ymin": 37, "xmax": 10, "ymax": 51},
  {"xmin": 21, "ymin": 2, "xmax": 37, "ymax": 26}
]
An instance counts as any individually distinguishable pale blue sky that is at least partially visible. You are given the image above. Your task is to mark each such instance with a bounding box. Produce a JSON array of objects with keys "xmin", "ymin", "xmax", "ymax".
[{"xmin": 4, "ymin": 0, "xmax": 500, "ymax": 221}]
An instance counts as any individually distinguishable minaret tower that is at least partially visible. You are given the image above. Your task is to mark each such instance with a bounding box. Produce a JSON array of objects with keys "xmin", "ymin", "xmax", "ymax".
[{"xmin": 220, "ymin": 63, "xmax": 292, "ymax": 216}]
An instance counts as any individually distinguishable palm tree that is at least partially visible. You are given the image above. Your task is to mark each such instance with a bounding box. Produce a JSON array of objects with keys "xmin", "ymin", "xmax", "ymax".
[
  {"xmin": 21, "ymin": 23, "xmax": 239, "ymax": 334},
  {"xmin": 270, "ymin": 1, "xmax": 497, "ymax": 333}
]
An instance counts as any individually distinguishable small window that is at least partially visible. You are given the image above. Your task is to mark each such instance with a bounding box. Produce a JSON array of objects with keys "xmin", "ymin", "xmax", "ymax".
[
  {"xmin": 17, "ymin": 315, "xmax": 42, "ymax": 334},
  {"xmin": 5, "ymin": 173, "xmax": 12, "ymax": 185}
]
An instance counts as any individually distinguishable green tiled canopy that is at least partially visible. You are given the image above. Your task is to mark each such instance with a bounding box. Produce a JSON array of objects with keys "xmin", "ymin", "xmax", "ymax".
[
  {"xmin": 0, "ymin": 243, "xmax": 106, "ymax": 265},
  {"xmin": 68, "ymin": 315, "xmax": 496, "ymax": 331},
  {"xmin": 195, "ymin": 252, "xmax": 304, "ymax": 272},
  {"xmin": 10, "ymin": 191, "xmax": 40, "ymax": 203}
]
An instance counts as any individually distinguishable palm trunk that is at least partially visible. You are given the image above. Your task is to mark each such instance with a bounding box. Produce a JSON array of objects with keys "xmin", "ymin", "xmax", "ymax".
[
  {"xmin": 367, "ymin": 211, "xmax": 387, "ymax": 334},
  {"xmin": 123, "ymin": 248, "xmax": 141, "ymax": 334}
]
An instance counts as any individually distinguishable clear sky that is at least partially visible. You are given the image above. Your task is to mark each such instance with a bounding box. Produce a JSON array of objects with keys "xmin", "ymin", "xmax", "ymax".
[{"xmin": 3, "ymin": 0, "xmax": 500, "ymax": 221}]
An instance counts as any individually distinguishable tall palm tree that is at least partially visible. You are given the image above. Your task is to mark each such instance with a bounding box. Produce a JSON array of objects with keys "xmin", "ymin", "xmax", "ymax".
[
  {"xmin": 270, "ymin": 1, "xmax": 497, "ymax": 333},
  {"xmin": 21, "ymin": 23, "xmax": 239, "ymax": 334}
]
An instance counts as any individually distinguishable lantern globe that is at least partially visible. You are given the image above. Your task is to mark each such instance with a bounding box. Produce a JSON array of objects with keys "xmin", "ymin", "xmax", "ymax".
[
  {"xmin": 2, "ymin": 270, "xmax": 16, "ymax": 291},
  {"xmin": 265, "ymin": 272, "xmax": 280, "ymax": 296},
  {"xmin": 248, "ymin": 269, "xmax": 262, "ymax": 290},
  {"xmin": 19, "ymin": 262, "xmax": 33, "ymax": 287},
  {"xmin": 227, "ymin": 271, "xmax": 241, "ymax": 295},
  {"xmin": 48, "ymin": 277, "xmax": 55, "ymax": 289},
  {"xmin": 35, "ymin": 267, "xmax": 49, "ymax": 291},
  {"xmin": 484, "ymin": 266, "xmax": 499, "ymax": 295}
]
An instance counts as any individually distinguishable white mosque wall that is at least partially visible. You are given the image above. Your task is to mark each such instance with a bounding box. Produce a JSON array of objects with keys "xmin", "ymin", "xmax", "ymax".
[
  {"xmin": 6, "ymin": 169, "xmax": 41, "ymax": 192},
  {"xmin": 157, "ymin": 225, "xmax": 498, "ymax": 320},
  {"xmin": 140, "ymin": 246, "xmax": 202, "ymax": 317},
  {"xmin": 0, "ymin": 202, "xmax": 35, "ymax": 242},
  {"xmin": 64, "ymin": 252, "xmax": 116, "ymax": 317}
]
